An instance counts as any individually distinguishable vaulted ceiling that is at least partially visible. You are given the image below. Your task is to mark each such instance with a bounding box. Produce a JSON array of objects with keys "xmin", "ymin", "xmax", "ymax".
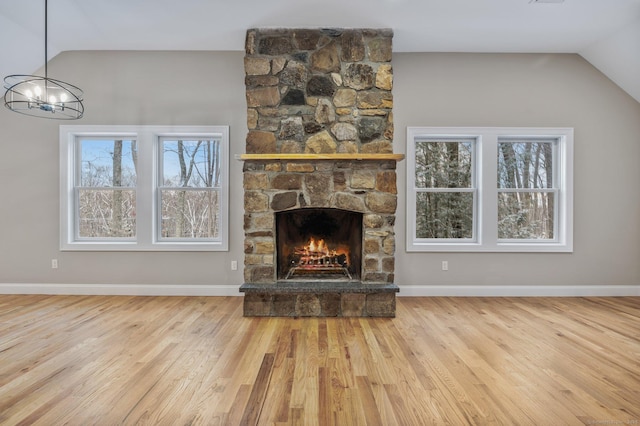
[{"xmin": 1, "ymin": 0, "xmax": 639, "ymax": 103}]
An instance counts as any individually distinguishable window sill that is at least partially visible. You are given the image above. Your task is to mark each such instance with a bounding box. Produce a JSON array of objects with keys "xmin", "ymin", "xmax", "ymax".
[
  {"xmin": 407, "ymin": 242, "xmax": 573, "ymax": 253},
  {"xmin": 61, "ymin": 241, "xmax": 228, "ymax": 252}
]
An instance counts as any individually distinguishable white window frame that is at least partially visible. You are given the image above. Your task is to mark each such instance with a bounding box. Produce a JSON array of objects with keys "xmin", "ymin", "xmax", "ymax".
[
  {"xmin": 407, "ymin": 127, "xmax": 573, "ymax": 252},
  {"xmin": 60, "ymin": 125, "xmax": 229, "ymax": 251},
  {"xmin": 413, "ymin": 136, "xmax": 478, "ymax": 243}
]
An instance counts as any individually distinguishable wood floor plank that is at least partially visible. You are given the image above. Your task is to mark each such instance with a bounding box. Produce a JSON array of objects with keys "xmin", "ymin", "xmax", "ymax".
[
  {"xmin": 355, "ymin": 375, "xmax": 384, "ymax": 426},
  {"xmin": 0, "ymin": 295, "xmax": 638, "ymax": 425},
  {"xmin": 240, "ymin": 353, "xmax": 275, "ymax": 425}
]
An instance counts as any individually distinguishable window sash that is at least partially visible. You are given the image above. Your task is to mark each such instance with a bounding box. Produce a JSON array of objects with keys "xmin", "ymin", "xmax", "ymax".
[
  {"xmin": 497, "ymin": 137, "xmax": 559, "ymax": 242},
  {"xmin": 75, "ymin": 137, "xmax": 138, "ymax": 188},
  {"xmin": 497, "ymin": 138, "xmax": 557, "ymax": 190},
  {"xmin": 157, "ymin": 187, "xmax": 221, "ymax": 242},
  {"xmin": 159, "ymin": 137, "xmax": 222, "ymax": 189},
  {"xmin": 413, "ymin": 137, "xmax": 478, "ymax": 242},
  {"xmin": 157, "ymin": 136, "xmax": 223, "ymax": 242},
  {"xmin": 415, "ymin": 189, "xmax": 477, "ymax": 242},
  {"xmin": 414, "ymin": 138, "xmax": 475, "ymax": 189},
  {"xmin": 497, "ymin": 189, "xmax": 558, "ymax": 242},
  {"xmin": 74, "ymin": 187, "xmax": 137, "ymax": 241}
]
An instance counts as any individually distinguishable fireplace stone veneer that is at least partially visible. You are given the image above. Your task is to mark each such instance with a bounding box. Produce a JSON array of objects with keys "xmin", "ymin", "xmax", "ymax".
[{"xmin": 240, "ymin": 28, "xmax": 401, "ymax": 317}]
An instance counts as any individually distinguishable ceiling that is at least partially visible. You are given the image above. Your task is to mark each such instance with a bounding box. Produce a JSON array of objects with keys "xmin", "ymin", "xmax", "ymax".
[{"xmin": 1, "ymin": 0, "xmax": 639, "ymax": 102}]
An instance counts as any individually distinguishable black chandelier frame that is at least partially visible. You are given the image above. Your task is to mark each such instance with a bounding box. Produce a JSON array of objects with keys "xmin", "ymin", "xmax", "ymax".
[{"xmin": 3, "ymin": 0, "xmax": 84, "ymax": 119}]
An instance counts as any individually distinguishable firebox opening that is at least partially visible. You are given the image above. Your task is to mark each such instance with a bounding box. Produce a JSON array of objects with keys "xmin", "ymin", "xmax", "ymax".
[{"xmin": 276, "ymin": 208, "xmax": 363, "ymax": 281}]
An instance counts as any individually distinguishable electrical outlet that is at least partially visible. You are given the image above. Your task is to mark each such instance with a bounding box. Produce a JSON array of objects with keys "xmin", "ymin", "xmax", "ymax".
[
  {"xmin": 442, "ymin": 261, "xmax": 448, "ymax": 271},
  {"xmin": 51, "ymin": 259, "xmax": 58, "ymax": 269},
  {"xmin": 231, "ymin": 260, "xmax": 238, "ymax": 271}
]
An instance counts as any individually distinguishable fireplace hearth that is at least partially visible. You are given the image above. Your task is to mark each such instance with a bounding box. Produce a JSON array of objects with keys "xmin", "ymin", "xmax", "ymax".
[{"xmin": 239, "ymin": 28, "xmax": 401, "ymax": 317}]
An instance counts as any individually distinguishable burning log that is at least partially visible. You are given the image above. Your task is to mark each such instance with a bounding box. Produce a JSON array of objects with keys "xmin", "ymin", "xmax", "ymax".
[
  {"xmin": 297, "ymin": 253, "xmax": 347, "ymax": 267},
  {"xmin": 286, "ymin": 237, "xmax": 350, "ymax": 278}
]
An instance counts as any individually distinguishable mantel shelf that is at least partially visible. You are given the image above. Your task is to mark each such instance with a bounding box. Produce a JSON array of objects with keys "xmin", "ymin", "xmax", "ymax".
[{"xmin": 238, "ymin": 153, "xmax": 405, "ymax": 161}]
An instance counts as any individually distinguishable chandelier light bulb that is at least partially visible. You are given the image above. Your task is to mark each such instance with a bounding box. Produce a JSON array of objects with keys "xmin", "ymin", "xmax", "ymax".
[
  {"xmin": 49, "ymin": 95, "xmax": 57, "ymax": 104},
  {"xmin": 60, "ymin": 92, "xmax": 67, "ymax": 103},
  {"xmin": 34, "ymin": 85, "xmax": 42, "ymax": 98}
]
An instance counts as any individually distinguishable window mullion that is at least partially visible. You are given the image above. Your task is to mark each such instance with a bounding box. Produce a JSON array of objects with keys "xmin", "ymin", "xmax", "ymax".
[
  {"xmin": 135, "ymin": 131, "xmax": 154, "ymax": 247},
  {"xmin": 481, "ymin": 133, "xmax": 498, "ymax": 248}
]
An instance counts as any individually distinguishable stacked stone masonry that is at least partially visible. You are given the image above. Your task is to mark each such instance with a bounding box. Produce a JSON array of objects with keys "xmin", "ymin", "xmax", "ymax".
[
  {"xmin": 242, "ymin": 28, "xmax": 399, "ymax": 316},
  {"xmin": 243, "ymin": 159, "xmax": 397, "ymax": 284},
  {"xmin": 245, "ymin": 28, "xmax": 394, "ymax": 155},
  {"xmin": 242, "ymin": 290, "xmax": 397, "ymax": 317}
]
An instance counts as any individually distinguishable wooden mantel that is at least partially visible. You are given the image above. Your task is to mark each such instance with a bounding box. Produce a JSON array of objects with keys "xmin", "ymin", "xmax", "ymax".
[{"xmin": 239, "ymin": 153, "xmax": 405, "ymax": 161}]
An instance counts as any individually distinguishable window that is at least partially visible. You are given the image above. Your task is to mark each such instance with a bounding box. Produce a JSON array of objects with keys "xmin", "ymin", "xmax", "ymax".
[
  {"xmin": 414, "ymin": 137, "xmax": 476, "ymax": 240},
  {"xmin": 497, "ymin": 138, "xmax": 556, "ymax": 240},
  {"xmin": 76, "ymin": 137, "xmax": 138, "ymax": 239},
  {"xmin": 60, "ymin": 126, "xmax": 229, "ymax": 251},
  {"xmin": 407, "ymin": 127, "xmax": 573, "ymax": 252},
  {"xmin": 159, "ymin": 138, "xmax": 222, "ymax": 241}
]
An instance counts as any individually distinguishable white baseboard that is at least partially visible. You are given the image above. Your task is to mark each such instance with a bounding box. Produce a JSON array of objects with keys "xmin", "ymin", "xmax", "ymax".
[
  {"xmin": 396, "ymin": 285, "xmax": 640, "ymax": 297},
  {"xmin": 1, "ymin": 283, "xmax": 638, "ymax": 298},
  {"xmin": 0, "ymin": 283, "xmax": 242, "ymax": 297}
]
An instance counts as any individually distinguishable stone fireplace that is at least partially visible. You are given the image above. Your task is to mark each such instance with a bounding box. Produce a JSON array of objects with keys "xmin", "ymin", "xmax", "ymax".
[{"xmin": 239, "ymin": 28, "xmax": 402, "ymax": 317}]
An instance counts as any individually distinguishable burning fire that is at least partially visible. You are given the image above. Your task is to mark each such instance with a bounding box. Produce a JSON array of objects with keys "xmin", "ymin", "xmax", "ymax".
[
  {"xmin": 305, "ymin": 238, "xmax": 331, "ymax": 256},
  {"xmin": 293, "ymin": 237, "xmax": 348, "ymax": 268}
]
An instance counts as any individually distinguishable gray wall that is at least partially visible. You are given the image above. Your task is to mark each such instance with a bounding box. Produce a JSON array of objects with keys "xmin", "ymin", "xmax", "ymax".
[
  {"xmin": 0, "ymin": 51, "xmax": 247, "ymax": 287},
  {"xmin": 394, "ymin": 53, "xmax": 640, "ymax": 289},
  {"xmin": 1, "ymin": 50, "xmax": 639, "ymax": 291}
]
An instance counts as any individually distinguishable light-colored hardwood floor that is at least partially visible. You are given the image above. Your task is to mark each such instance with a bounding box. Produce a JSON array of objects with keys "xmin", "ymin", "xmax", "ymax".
[{"xmin": 0, "ymin": 295, "xmax": 638, "ymax": 425}]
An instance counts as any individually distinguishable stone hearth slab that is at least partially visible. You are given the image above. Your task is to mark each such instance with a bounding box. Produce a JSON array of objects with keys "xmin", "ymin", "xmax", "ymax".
[{"xmin": 240, "ymin": 282, "xmax": 399, "ymax": 317}]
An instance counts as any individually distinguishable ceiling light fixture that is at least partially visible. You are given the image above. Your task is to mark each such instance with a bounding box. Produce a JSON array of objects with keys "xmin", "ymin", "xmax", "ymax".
[{"xmin": 3, "ymin": 0, "xmax": 84, "ymax": 119}]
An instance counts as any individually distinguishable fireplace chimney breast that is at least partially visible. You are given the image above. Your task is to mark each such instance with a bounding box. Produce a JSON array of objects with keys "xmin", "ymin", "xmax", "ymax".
[{"xmin": 241, "ymin": 28, "xmax": 399, "ymax": 316}]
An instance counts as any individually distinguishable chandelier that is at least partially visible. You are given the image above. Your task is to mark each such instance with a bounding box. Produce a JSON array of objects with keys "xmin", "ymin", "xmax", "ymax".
[{"xmin": 3, "ymin": 0, "xmax": 84, "ymax": 119}]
